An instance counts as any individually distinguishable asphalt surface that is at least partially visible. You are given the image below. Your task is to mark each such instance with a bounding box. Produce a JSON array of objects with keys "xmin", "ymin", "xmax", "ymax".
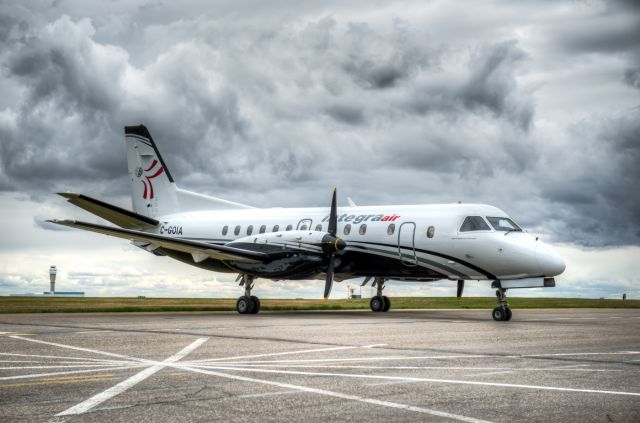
[{"xmin": 1, "ymin": 308, "xmax": 639, "ymax": 422}]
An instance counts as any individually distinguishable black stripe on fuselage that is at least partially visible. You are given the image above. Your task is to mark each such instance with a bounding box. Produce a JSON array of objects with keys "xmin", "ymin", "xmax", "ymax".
[
  {"xmin": 175, "ymin": 236, "xmax": 492, "ymax": 280},
  {"xmin": 347, "ymin": 240, "xmax": 496, "ymax": 279}
]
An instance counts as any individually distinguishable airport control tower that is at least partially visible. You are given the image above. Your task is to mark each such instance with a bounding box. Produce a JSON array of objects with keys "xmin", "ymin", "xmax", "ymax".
[{"xmin": 49, "ymin": 265, "xmax": 56, "ymax": 293}]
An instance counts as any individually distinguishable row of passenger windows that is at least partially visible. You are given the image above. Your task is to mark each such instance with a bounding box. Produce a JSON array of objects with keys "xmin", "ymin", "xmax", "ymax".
[{"xmin": 222, "ymin": 223, "xmax": 436, "ymax": 238}]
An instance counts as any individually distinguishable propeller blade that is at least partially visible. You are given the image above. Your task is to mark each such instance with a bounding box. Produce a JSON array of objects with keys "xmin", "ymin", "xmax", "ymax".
[
  {"xmin": 456, "ymin": 280, "xmax": 464, "ymax": 298},
  {"xmin": 323, "ymin": 254, "xmax": 335, "ymax": 299},
  {"xmin": 328, "ymin": 188, "xmax": 337, "ymax": 237}
]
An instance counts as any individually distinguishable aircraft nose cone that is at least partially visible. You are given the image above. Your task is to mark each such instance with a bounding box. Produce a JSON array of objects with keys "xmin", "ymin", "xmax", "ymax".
[{"xmin": 536, "ymin": 242, "xmax": 566, "ymax": 276}]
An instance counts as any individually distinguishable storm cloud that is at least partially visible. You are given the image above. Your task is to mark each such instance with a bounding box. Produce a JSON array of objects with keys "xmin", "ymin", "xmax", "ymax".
[{"xmin": 0, "ymin": 0, "xmax": 638, "ymax": 249}]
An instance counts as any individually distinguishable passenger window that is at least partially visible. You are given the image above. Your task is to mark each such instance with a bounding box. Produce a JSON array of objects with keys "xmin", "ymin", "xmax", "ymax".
[
  {"xmin": 259, "ymin": 225, "xmax": 266, "ymax": 234},
  {"xmin": 300, "ymin": 225, "xmax": 307, "ymax": 230},
  {"xmin": 427, "ymin": 226, "xmax": 435, "ymax": 238},
  {"xmin": 460, "ymin": 216, "xmax": 490, "ymax": 232},
  {"xmin": 387, "ymin": 223, "xmax": 395, "ymax": 235},
  {"xmin": 273, "ymin": 225, "xmax": 279, "ymax": 232},
  {"xmin": 234, "ymin": 225, "xmax": 241, "ymax": 235},
  {"xmin": 359, "ymin": 224, "xmax": 367, "ymax": 235},
  {"xmin": 247, "ymin": 225, "xmax": 253, "ymax": 235},
  {"xmin": 286, "ymin": 224, "xmax": 293, "ymax": 231},
  {"xmin": 315, "ymin": 224, "xmax": 322, "ymax": 231},
  {"xmin": 222, "ymin": 225, "xmax": 228, "ymax": 236},
  {"xmin": 344, "ymin": 224, "xmax": 351, "ymax": 235}
]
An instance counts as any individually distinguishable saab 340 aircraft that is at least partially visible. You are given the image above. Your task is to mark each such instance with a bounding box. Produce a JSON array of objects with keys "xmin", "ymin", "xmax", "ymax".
[{"xmin": 50, "ymin": 124, "xmax": 566, "ymax": 320}]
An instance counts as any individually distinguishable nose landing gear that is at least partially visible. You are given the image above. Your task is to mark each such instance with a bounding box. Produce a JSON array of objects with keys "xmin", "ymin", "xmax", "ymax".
[
  {"xmin": 236, "ymin": 274, "xmax": 260, "ymax": 314},
  {"xmin": 492, "ymin": 287, "xmax": 512, "ymax": 321},
  {"xmin": 370, "ymin": 277, "xmax": 390, "ymax": 312}
]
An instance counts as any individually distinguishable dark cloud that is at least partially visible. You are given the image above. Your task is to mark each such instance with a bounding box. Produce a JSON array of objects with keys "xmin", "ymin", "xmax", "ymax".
[
  {"xmin": 537, "ymin": 110, "xmax": 640, "ymax": 246},
  {"xmin": 624, "ymin": 67, "xmax": 640, "ymax": 90},
  {"xmin": 458, "ymin": 41, "xmax": 533, "ymax": 131},
  {"xmin": 0, "ymin": 1, "xmax": 638, "ymax": 249}
]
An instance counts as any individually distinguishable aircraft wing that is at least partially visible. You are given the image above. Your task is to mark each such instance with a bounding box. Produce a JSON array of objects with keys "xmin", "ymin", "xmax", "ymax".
[
  {"xmin": 58, "ymin": 193, "xmax": 159, "ymax": 230},
  {"xmin": 47, "ymin": 220, "xmax": 269, "ymax": 264}
]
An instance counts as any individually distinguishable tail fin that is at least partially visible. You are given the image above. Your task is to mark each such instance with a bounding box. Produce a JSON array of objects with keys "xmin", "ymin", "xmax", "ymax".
[
  {"xmin": 125, "ymin": 125, "xmax": 179, "ymax": 217},
  {"xmin": 124, "ymin": 124, "xmax": 254, "ymax": 218}
]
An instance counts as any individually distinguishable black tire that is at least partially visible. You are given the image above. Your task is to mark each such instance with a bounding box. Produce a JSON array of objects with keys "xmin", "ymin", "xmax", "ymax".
[
  {"xmin": 492, "ymin": 307, "xmax": 505, "ymax": 321},
  {"xmin": 236, "ymin": 296, "xmax": 254, "ymax": 314},
  {"xmin": 250, "ymin": 296, "xmax": 261, "ymax": 314},
  {"xmin": 382, "ymin": 296, "xmax": 391, "ymax": 312},
  {"xmin": 504, "ymin": 307, "xmax": 512, "ymax": 321},
  {"xmin": 370, "ymin": 296, "xmax": 384, "ymax": 312}
]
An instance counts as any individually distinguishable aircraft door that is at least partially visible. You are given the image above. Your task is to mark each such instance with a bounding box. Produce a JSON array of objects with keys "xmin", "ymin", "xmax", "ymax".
[
  {"xmin": 398, "ymin": 222, "xmax": 418, "ymax": 266},
  {"xmin": 297, "ymin": 218, "xmax": 313, "ymax": 231}
]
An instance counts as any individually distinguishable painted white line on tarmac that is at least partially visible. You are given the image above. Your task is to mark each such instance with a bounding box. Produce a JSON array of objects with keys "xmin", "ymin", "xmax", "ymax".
[
  {"xmin": 56, "ymin": 337, "xmax": 208, "ymax": 416},
  {"xmin": 524, "ymin": 351, "xmax": 640, "ymax": 357},
  {"xmin": 237, "ymin": 390, "xmax": 301, "ymax": 398},
  {"xmin": 0, "ymin": 353, "xmax": 132, "ymax": 364},
  {"xmin": 187, "ymin": 344, "xmax": 386, "ymax": 364},
  {"xmin": 367, "ymin": 380, "xmax": 424, "ymax": 387},
  {"xmin": 195, "ymin": 365, "xmax": 640, "ymax": 397},
  {"xmin": 210, "ymin": 350, "xmax": 640, "ymax": 365},
  {"xmin": 0, "ymin": 364, "xmax": 131, "ymax": 370},
  {"xmin": 465, "ymin": 370, "xmax": 514, "ymax": 377},
  {"xmin": 209, "ymin": 354, "xmax": 491, "ymax": 365},
  {"xmin": 180, "ymin": 365, "xmax": 495, "ymax": 423},
  {"xmin": 8, "ymin": 336, "xmax": 152, "ymax": 364},
  {"xmin": 74, "ymin": 330, "xmax": 113, "ymax": 334},
  {"xmin": 0, "ymin": 366, "xmax": 145, "ymax": 381},
  {"xmin": 206, "ymin": 364, "xmax": 624, "ymax": 372}
]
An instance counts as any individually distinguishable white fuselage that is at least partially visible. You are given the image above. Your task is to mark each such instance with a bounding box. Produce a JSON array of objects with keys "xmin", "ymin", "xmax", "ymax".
[{"xmin": 155, "ymin": 202, "xmax": 565, "ymax": 282}]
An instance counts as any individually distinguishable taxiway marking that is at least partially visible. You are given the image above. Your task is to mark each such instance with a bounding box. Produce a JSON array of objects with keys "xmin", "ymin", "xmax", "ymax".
[
  {"xmin": 8, "ymin": 336, "xmax": 153, "ymax": 364},
  {"xmin": 0, "ymin": 366, "xmax": 145, "ymax": 381},
  {"xmin": 56, "ymin": 338, "xmax": 208, "ymax": 416},
  {"xmin": 188, "ymin": 344, "xmax": 386, "ymax": 364},
  {"xmin": 0, "ymin": 352, "xmax": 132, "ymax": 363},
  {"xmin": 197, "ymin": 365, "xmax": 640, "ymax": 397},
  {"xmin": 180, "ymin": 365, "xmax": 495, "ymax": 423},
  {"xmin": 1, "ymin": 375, "xmax": 115, "ymax": 389}
]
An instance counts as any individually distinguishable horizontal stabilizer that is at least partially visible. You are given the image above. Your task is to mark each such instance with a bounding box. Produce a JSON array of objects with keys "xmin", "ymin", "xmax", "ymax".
[
  {"xmin": 47, "ymin": 219, "xmax": 268, "ymax": 264},
  {"xmin": 58, "ymin": 193, "xmax": 159, "ymax": 229}
]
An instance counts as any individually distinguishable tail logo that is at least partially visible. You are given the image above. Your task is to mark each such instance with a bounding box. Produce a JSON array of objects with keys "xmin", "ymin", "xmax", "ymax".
[{"xmin": 139, "ymin": 159, "xmax": 164, "ymax": 199}]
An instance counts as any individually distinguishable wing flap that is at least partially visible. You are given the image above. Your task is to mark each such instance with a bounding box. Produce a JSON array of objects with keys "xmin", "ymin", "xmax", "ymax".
[
  {"xmin": 48, "ymin": 220, "xmax": 268, "ymax": 264},
  {"xmin": 58, "ymin": 193, "xmax": 159, "ymax": 229}
]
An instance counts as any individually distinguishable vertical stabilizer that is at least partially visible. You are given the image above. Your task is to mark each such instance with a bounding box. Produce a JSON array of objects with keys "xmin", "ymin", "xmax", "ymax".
[{"xmin": 124, "ymin": 125, "xmax": 179, "ymax": 218}]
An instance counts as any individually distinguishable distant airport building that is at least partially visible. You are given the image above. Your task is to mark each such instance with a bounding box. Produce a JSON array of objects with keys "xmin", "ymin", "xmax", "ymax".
[{"xmin": 9, "ymin": 265, "xmax": 85, "ymax": 297}]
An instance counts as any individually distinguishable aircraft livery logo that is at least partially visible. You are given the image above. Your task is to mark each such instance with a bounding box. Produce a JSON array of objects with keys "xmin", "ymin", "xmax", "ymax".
[{"xmin": 140, "ymin": 159, "xmax": 164, "ymax": 199}]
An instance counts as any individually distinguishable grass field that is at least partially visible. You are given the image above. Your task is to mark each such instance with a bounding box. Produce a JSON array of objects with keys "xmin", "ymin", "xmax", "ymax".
[{"xmin": 0, "ymin": 296, "xmax": 638, "ymax": 314}]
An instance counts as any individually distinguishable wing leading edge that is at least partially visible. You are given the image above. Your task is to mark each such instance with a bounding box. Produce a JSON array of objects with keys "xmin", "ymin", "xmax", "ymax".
[{"xmin": 47, "ymin": 220, "xmax": 269, "ymax": 264}]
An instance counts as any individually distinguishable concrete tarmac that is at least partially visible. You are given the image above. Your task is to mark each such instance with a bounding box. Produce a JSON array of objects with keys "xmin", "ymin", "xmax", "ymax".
[{"xmin": 1, "ymin": 308, "xmax": 639, "ymax": 422}]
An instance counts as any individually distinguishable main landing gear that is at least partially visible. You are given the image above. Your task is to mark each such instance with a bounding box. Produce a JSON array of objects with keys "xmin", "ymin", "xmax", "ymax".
[
  {"xmin": 370, "ymin": 277, "xmax": 391, "ymax": 312},
  {"xmin": 492, "ymin": 287, "xmax": 512, "ymax": 321},
  {"xmin": 236, "ymin": 274, "xmax": 260, "ymax": 314}
]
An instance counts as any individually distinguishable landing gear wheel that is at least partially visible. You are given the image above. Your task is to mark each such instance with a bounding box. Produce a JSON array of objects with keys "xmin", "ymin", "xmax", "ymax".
[
  {"xmin": 250, "ymin": 296, "xmax": 261, "ymax": 314},
  {"xmin": 236, "ymin": 296, "xmax": 255, "ymax": 314},
  {"xmin": 492, "ymin": 307, "xmax": 506, "ymax": 321},
  {"xmin": 370, "ymin": 296, "xmax": 384, "ymax": 312},
  {"xmin": 504, "ymin": 307, "xmax": 512, "ymax": 321},
  {"xmin": 381, "ymin": 295, "xmax": 391, "ymax": 312}
]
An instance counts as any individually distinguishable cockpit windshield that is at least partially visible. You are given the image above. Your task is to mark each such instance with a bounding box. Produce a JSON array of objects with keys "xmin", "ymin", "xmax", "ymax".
[{"xmin": 486, "ymin": 216, "xmax": 522, "ymax": 232}]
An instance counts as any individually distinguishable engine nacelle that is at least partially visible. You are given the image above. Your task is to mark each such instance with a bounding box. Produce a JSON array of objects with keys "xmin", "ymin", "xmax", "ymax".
[
  {"xmin": 229, "ymin": 230, "xmax": 345, "ymax": 255},
  {"xmin": 225, "ymin": 230, "xmax": 346, "ymax": 279}
]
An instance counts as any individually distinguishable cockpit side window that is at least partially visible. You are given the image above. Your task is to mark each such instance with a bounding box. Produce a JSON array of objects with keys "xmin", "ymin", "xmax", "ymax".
[
  {"xmin": 460, "ymin": 216, "xmax": 490, "ymax": 232},
  {"xmin": 486, "ymin": 216, "xmax": 522, "ymax": 232}
]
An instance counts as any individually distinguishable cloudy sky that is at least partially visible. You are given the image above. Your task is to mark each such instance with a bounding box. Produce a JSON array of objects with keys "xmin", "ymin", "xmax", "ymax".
[{"xmin": 0, "ymin": 0, "xmax": 638, "ymax": 299}]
